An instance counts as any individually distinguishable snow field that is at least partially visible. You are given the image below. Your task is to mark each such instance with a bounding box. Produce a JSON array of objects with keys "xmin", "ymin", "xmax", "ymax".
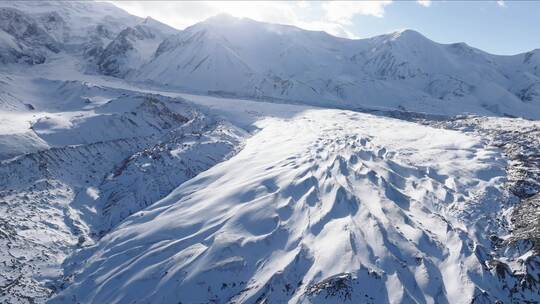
[{"xmin": 53, "ymin": 106, "xmax": 510, "ymax": 303}]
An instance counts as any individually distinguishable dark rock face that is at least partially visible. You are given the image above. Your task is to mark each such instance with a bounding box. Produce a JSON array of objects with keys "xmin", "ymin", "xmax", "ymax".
[
  {"xmin": 517, "ymin": 83, "xmax": 540, "ymax": 103},
  {"xmin": 512, "ymin": 194, "xmax": 540, "ymax": 253},
  {"xmin": 37, "ymin": 11, "xmax": 67, "ymax": 42},
  {"xmin": 96, "ymin": 26, "xmax": 158, "ymax": 77},
  {"xmin": 82, "ymin": 25, "xmax": 120, "ymax": 63},
  {"xmin": 304, "ymin": 269, "xmax": 386, "ymax": 304},
  {"xmin": 0, "ymin": 8, "xmax": 60, "ymax": 52},
  {"xmin": 306, "ymin": 273, "xmax": 355, "ymax": 300},
  {"xmin": 0, "ymin": 7, "xmax": 61, "ymax": 64},
  {"xmin": 0, "ymin": 4, "xmax": 154, "ymax": 67},
  {"xmin": 97, "ymin": 27, "xmax": 137, "ymax": 76},
  {"xmin": 523, "ymin": 50, "xmax": 540, "ymax": 78}
]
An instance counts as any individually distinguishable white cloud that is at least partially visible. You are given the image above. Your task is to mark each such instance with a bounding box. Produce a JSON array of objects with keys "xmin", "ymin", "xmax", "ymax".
[
  {"xmin": 297, "ymin": 1, "xmax": 310, "ymax": 8},
  {"xmin": 323, "ymin": 1, "xmax": 393, "ymax": 23},
  {"xmin": 417, "ymin": 0, "xmax": 431, "ymax": 7},
  {"xmin": 497, "ymin": 0, "xmax": 506, "ymax": 7},
  {"xmin": 107, "ymin": 1, "xmax": 394, "ymax": 39},
  {"xmin": 109, "ymin": 1, "xmax": 307, "ymax": 30},
  {"xmin": 108, "ymin": 1, "xmax": 213, "ymax": 30},
  {"xmin": 296, "ymin": 20, "xmax": 359, "ymax": 39}
]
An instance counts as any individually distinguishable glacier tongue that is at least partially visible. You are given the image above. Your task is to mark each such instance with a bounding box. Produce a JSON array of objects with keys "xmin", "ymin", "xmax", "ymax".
[{"xmin": 52, "ymin": 104, "xmax": 526, "ymax": 303}]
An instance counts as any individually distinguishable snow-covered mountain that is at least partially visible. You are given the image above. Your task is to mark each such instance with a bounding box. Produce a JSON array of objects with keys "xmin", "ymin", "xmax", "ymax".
[
  {"xmin": 0, "ymin": 0, "xmax": 177, "ymax": 74},
  {"xmin": 0, "ymin": 1, "xmax": 142, "ymax": 64},
  {"xmin": 0, "ymin": 1, "xmax": 140, "ymax": 43},
  {"xmin": 1, "ymin": 1, "xmax": 539, "ymax": 119},
  {"xmin": 134, "ymin": 15, "xmax": 540, "ymax": 119},
  {"xmin": 0, "ymin": 2, "xmax": 539, "ymax": 304},
  {"xmin": 96, "ymin": 17, "xmax": 177, "ymax": 77}
]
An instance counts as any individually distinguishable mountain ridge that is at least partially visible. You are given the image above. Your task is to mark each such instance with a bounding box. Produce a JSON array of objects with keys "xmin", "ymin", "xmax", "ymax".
[
  {"xmin": 131, "ymin": 13, "xmax": 540, "ymax": 118},
  {"xmin": 1, "ymin": 2, "xmax": 539, "ymax": 119}
]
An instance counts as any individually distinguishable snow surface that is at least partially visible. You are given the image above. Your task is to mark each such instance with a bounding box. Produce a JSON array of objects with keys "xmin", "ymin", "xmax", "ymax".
[{"xmin": 51, "ymin": 96, "xmax": 526, "ymax": 303}]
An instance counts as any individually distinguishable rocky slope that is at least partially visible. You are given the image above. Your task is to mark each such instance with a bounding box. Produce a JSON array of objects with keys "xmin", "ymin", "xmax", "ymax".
[{"xmin": 0, "ymin": 85, "xmax": 244, "ymax": 303}]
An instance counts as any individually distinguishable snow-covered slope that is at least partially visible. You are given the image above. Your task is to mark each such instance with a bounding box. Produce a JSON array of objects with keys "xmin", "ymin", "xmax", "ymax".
[
  {"xmin": 134, "ymin": 16, "xmax": 540, "ymax": 119},
  {"xmin": 0, "ymin": 72, "xmax": 244, "ymax": 303},
  {"xmin": 51, "ymin": 98, "xmax": 538, "ymax": 304},
  {"xmin": 0, "ymin": 2, "xmax": 539, "ymax": 303}
]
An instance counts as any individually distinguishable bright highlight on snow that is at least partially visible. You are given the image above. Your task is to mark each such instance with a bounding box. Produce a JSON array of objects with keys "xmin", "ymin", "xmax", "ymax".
[{"xmin": 0, "ymin": 1, "xmax": 538, "ymax": 304}]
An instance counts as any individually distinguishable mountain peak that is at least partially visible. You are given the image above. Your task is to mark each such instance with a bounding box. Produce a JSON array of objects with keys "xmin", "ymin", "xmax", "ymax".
[
  {"xmin": 142, "ymin": 16, "xmax": 155, "ymax": 23},
  {"xmin": 137, "ymin": 15, "xmax": 178, "ymax": 36},
  {"xmin": 389, "ymin": 29, "xmax": 428, "ymax": 41}
]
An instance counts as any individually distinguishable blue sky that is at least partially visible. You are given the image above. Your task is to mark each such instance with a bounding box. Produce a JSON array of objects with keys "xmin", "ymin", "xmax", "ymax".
[
  {"xmin": 351, "ymin": 1, "xmax": 540, "ymax": 55},
  {"xmin": 111, "ymin": 1, "xmax": 539, "ymax": 55}
]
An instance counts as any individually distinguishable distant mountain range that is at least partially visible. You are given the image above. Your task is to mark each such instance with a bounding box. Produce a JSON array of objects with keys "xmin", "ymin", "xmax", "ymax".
[{"xmin": 1, "ymin": 1, "xmax": 540, "ymax": 119}]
